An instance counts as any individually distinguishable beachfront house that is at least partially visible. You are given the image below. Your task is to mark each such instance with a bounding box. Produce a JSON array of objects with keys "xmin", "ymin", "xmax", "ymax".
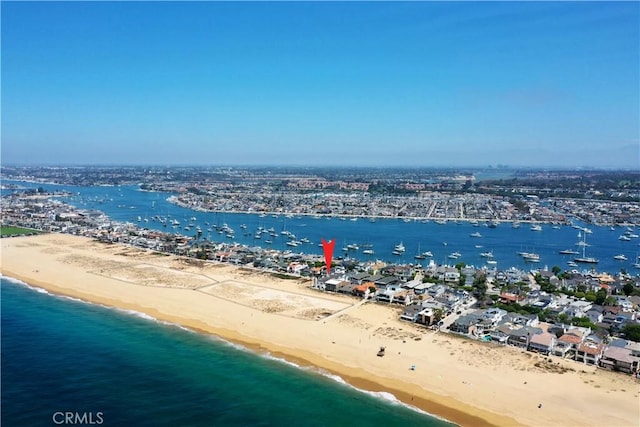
[
  {"xmin": 400, "ymin": 303, "xmax": 424, "ymax": 323},
  {"xmin": 376, "ymin": 286, "xmax": 401, "ymax": 303},
  {"xmin": 599, "ymin": 345, "xmax": 640, "ymax": 373},
  {"xmin": 553, "ymin": 331, "xmax": 587, "ymax": 359},
  {"xmin": 493, "ymin": 324, "xmax": 542, "ymax": 348},
  {"xmin": 374, "ymin": 276, "xmax": 399, "ymax": 291},
  {"xmin": 450, "ymin": 313, "xmax": 482, "ymax": 334},
  {"xmin": 337, "ymin": 282, "xmax": 357, "ymax": 295},
  {"xmin": 528, "ymin": 331, "xmax": 557, "ymax": 355},
  {"xmin": 575, "ymin": 339, "xmax": 606, "ymax": 365}
]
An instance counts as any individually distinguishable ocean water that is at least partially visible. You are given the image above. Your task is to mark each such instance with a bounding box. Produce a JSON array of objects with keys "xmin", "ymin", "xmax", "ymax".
[
  {"xmin": 4, "ymin": 180, "xmax": 640, "ymax": 274},
  {"xmin": 1, "ymin": 277, "xmax": 452, "ymax": 427}
]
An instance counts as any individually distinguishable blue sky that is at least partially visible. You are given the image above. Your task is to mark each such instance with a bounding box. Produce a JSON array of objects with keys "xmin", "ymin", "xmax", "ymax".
[{"xmin": 2, "ymin": 1, "xmax": 638, "ymax": 168}]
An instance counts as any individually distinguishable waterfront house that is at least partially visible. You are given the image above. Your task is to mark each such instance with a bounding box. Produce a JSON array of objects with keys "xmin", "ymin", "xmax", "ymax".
[
  {"xmin": 417, "ymin": 308, "xmax": 436, "ymax": 326},
  {"xmin": 353, "ymin": 282, "xmax": 374, "ymax": 298},
  {"xmin": 528, "ymin": 332, "xmax": 556, "ymax": 355},
  {"xmin": 400, "ymin": 303, "xmax": 423, "ymax": 322},
  {"xmin": 575, "ymin": 338, "xmax": 606, "ymax": 365},
  {"xmin": 553, "ymin": 328, "xmax": 589, "ymax": 358},
  {"xmin": 376, "ymin": 286, "xmax": 401, "ymax": 303},
  {"xmin": 450, "ymin": 313, "xmax": 482, "ymax": 334},
  {"xmin": 599, "ymin": 345, "xmax": 640, "ymax": 373},
  {"xmin": 324, "ymin": 278, "xmax": 346, "ymax": 293},
  {"xmin": 337, "ymin": 282, "xmax": 357, "ymax": 295},
  {"xmin": 374, "ymin": 275, "xmax": 399, "ymax": 291},
  {"xmin": 494, "ymin": 323, "xmax": 543, "ymax": 348}
]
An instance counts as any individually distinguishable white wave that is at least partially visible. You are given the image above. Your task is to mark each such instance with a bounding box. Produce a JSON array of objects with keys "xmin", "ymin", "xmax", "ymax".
[
  {"xmin": 1, "ymin": 274, "xmax": 452, "ymax": 424},
  {"xmin": 1, "ymin": 274, "xmax": 51, "ymax": 294}
]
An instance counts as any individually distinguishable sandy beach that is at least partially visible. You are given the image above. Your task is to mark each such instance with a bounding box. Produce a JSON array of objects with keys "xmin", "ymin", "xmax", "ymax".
[{"xmin": 2, "ymin": 233, "xmax": 638, "ymax": 427}]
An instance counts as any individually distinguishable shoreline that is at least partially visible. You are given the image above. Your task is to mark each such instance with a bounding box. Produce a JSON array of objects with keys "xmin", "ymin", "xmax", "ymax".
[
  {"xmin": 0, "ymin": 270, "xmax": 501, "ymax": 427},
  {"xmin": 2, "ymin": 234, "xmax": 638, "ymax": 427}
]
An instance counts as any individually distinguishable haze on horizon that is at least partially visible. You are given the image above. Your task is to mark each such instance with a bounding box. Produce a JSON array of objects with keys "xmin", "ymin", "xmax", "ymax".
[{"xmin": 2, "ymin": 2, "xmax": 638, "ymax": 169}]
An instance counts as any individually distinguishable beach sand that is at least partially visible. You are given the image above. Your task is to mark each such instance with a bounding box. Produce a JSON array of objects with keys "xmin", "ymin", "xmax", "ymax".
[{"xmin": 2, "ymin": 234, "xmax": 639, "ymax": 427}]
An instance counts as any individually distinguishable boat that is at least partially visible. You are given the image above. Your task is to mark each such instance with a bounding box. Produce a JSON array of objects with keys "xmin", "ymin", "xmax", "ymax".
[
  {"xmin": 574, "ymin": 231, "xmax": 598, "ymax": 264},
  {"xmin": 619, "ymin": 235, "xmax": 631, "ymax": 241},
  {"xmin": 613, "ymin": 254, "xmax": 628, "ymax": 261},
  {"xmin": 512, "ymin": 221, "xmax": 521, "ymax": 229},
  {"xmin": 521, "ymin": 252, "xmax": 540, "ymax": 263},
  {"xmin": 480, "ymin": 251, "xmax": 494, "ymax": 258},
  {"xmin": 448, "ymin": 251, "xmax": 461, "ymax": 259},
  {"xmin": 469, "ymin": 232, "xmax": 482, "ymax": 238},
  {"xmin": 393, "ymin": 242, "xmax": 406, "ymax": 253},
  {"xmin": 567, "ymin": 261, "xmax": 578, "ymax": 267},
  {"xmin": 559, "ymin": 249, "xmax": 579, "ymax": 255},
  {"xmin": 486, "ymin": 259, "xmax": 497, "ymax": 265},
  {"xmin": 362, "ymin": 249, "xmax": 375, "ymax": 255},
  {"xmin": 530, "ymin": 224, "xmax": 542, "ymax": 232}
]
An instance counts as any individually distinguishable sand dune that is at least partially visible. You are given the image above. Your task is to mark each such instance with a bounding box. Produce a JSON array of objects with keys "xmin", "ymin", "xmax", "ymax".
[{"xmin": 2, "ymin": 233, "xmax": 638, "ymax": 427}]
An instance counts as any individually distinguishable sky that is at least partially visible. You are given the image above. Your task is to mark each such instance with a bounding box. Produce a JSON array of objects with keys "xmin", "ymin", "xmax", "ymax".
[{"xmin": 1, "ymin": 1, "xmax": 639, "ymax": 168}]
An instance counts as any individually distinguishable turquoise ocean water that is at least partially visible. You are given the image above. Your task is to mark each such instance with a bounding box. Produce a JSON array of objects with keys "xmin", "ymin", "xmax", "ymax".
[{"xmin": 1, "ymin": 277, "xmax": 452, "ymax": 426}]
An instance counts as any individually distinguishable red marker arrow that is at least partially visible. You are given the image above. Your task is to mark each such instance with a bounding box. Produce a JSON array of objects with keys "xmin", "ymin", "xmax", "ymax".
[{"xmin": 321, "ymin": 238, "xmax": 336, "ymax": 275}]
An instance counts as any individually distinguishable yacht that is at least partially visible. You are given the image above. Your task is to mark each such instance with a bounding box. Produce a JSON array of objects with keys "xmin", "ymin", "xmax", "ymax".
[
  {"xmin": 530, "ymin": 224, "xmax": 542, "ymax": 232},
  {"xmin": 469, "ymin": 232, "xmax": 482, "ymax": 238},
  {"xmin": 559, "ymin": 249, "xmax": 579, "ymax": 255},
  {"xmin": 362, "ymin": 249, "xmax": 375, "ymax": 255},
  {"xmin": 393, "ymin": 242, "xmax": 406, "ymax": 253},
  {"xmin": 613, "ymin": 254, "xmax": 628, "ymax": 261},
  {"xmin": 574, "ymin": 232, "xmax": 598, "ymax": 264},
  {"xmin": 480, "ymin": 251, "xmax": 494, "ymax": 258},
  {"xmin": 521, "ymin": 252, "xmax": 540, "ymax": 263}
]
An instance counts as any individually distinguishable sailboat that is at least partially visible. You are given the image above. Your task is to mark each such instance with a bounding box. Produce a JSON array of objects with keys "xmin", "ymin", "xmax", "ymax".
[{"xmin": 574, "ymin": 231, "xmax": 598, "ymax": 264}]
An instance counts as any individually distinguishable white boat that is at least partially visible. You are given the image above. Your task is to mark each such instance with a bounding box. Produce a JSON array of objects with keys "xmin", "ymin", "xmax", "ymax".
[
  {"xmin": 480, "ymin": 251, "xmax": 494, "ymax": 258},
  {"xmin": 521, "ymin": 252, "xmax": 540, "ymax": 262},
  {"xmin": 393, "ymin": 242, "xmax": 406, "ymax": 253},
  {"xmin": 574, "ymin": 232, "xmax": 598, "ymax": 264},
  {"xmin": 362, "ymin": 249, "xmax": 375, "ymax": 255},
  {"xmin": 470, "ymin": 232, "xmax": 482, "ymax": 238},
  {"xmin": 613, "ymin": 254, "xmax": 628, "ymax": 261},
  {"xmin": 559, "ymin": 249, "xmax": 579, "ymax": 255},
  {"xmin": 486, "ymin": 259, "xmax": 497, "ymax": 265},
  {"xmin": 530, "ymin": 224, "xmax": 542, "ymax": 232}
]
